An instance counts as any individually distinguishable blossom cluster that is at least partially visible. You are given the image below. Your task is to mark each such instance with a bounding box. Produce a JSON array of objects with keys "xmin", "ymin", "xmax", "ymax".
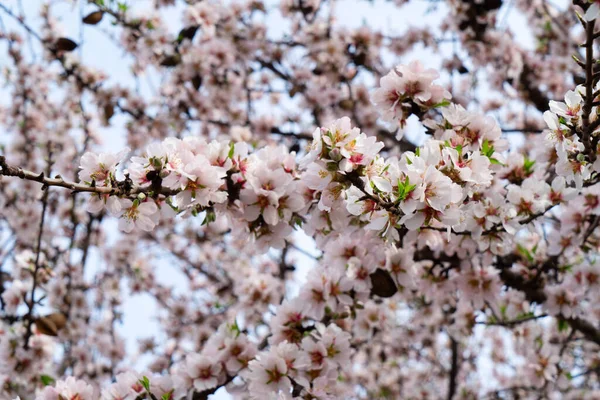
[
  {"xmin": 3, "ymin": 0, "xmax": 600, "ymax": 397},
  {"xmin": 7, "ymin": 57, "xmax": 594, "ymax": 399}
]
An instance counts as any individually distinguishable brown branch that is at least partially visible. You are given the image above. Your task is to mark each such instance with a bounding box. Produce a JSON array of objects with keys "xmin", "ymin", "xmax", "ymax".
[
  {"xmin": 0, "ymin": 155, "xmax": 178, "ymax": 197},
  {"xmin": 447, "ymin": 336, "xmax": 459, "ymax": 400},
  {"xmin": 476, "ymin": 313, "xmax": 549, "ymax": 327},
  {"xmin": 22, "ymin": 142, "xmax": 53, "ymax": 349}
]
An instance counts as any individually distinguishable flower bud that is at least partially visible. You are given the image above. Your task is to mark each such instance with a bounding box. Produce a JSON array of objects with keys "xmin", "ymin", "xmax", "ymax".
[{"xmin": 329, "ymin": 148, "xmax": 342, "ymax": 161}]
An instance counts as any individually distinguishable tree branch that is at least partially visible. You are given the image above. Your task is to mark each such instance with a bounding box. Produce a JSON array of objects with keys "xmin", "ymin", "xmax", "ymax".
[
  {"xmin": 0, "ymin": 155, "xmax": 178, "ymax": 197},
  {"xmin": 447, "ymin": 336, "xmax": 459, "ymax": 400}
]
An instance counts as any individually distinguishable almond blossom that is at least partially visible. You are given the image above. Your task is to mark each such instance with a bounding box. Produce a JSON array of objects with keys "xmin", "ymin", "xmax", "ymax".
[{"xmin": 2, "ymin": 1, "xmax": 600, "ymax": 400}]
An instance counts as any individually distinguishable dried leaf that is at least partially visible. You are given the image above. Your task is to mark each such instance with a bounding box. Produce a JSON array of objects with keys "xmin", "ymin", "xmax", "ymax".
[
  {"xmin": 35, "ymin": 312, "xmax": 67, "ymax": 336},
  {"xmin": 160, "ymin": 54, "xmax": 181, "ymax": 67},
  {"xmin": 82, "ymin": 11, "xmax": 104, "ymax": 25},
  {"xmin": 370, "ymin": 268, "xmax": 397, "ymax": 298},
  {"xmin": 177, "ymin": 26, "xmax": 198, "ymax": 43},
  {"xmin": 192, "ymin": 75, "xmax": 202, "ymax": 90},
  {"xmin": 55, "ymin": 38, "xmax": 78, "ymax": 52},
  {"xmin": 103, "ymin": 104, "xmax": 115, "ymax": 123}
]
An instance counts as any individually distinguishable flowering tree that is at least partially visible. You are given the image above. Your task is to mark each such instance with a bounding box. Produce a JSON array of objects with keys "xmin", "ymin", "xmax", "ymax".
[{"xmin": 3, "ymin": 0, "xmax": 600, "ymax": 398}]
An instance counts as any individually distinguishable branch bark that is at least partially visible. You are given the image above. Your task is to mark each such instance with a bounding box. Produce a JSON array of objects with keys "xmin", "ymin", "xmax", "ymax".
[
  {"xmin": 447, "ymin": 336, "xmax": 459, "ymax": 400},
  {"xmin": 0, "ymin": 155, "xmax": 178, "ymax": 197}
]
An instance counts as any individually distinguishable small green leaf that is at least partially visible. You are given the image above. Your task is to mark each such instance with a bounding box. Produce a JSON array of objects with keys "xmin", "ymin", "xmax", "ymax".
[
  {"xmin": 500, "ymin": 304, "xmax": 507, "ymax": 318},
  {"xmin": 558, "ymin": 319, "xmax": 569, "ymax": 332},
  {"xmin": 139, "ymin": 376, "xmax": 151, "ymax": 391},
  {"xmin": 41, "ymin": 375, "xmax": 55, "ymax": 386},
  {"xmin": 558, "ymin": 116, "xmax": 568, "ymax": 126},
  {"xmin": 433, "ymin": 99, "xmax": 451, "ymax": 108},
  {"xmin": 517, "ymin": 243, "xmax": 534, "ymax": 263},
  {"xmin": 228, "ymin": 142, "xmax": 235, "ymax": 159},
  {"xmin": 481, "ymin": 139, "xmax": 495, "ymax": 158},
  {"xmin": 524, "ymin": 157, "xmax": 536, "ymax": 173},
  {"xmin": 201, "ymin": 209, "xmax": 216, "ymax": 225}
]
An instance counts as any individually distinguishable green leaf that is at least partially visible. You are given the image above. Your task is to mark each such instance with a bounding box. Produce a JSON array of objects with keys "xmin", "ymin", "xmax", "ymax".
[
  {"xmin": 397, "ymin": 178, "xmax": 405, "ymax": 194},
  {"xmin": 396, "ymin": 176, "xmax": 416, "ymax": 201},
  {"xmin": 558, "ymin": 115, "xmax": 568, "ymax": 126},
  {"xmin": 455, "ymin": 144, "xmax": 463, "ymax": 158},
  {"xmin": 524, "ymin": 157, "xmax": 536, "ymax": 173},
  {"xmin": 41, "ymin": 375, "xmax": 55, "ymax": 386},
  {"xmin": 433, "ymin": 99, "xmax": 451, "ymax": 108},
  {"xmin": 559, "ymin": 264, "xmax": 573, "ymax": 273},
  {"xmin": 228, "ymin": 142, "xmax": 235, "ymax": 159},
  {"xmin": 228, "ymin": 320, "xmax": 241, "ymax": 337},
  {"xmin": 481, "ymin": 139, "xmax": 495, "ymax": 158},
  {"xmin": 291, "ymin": 214, "xmax": 303, "ymax": 228},
  {"xmin": 517, "ymin": 243, "xmax": 534, "ymax": 263},
  {"xmin": 558, "ymin": 319, "xmax": 569, "ymax": 332},
  {"xmin": 500, "ymin": 304, "xmax": 507, "ymax": 318},
  {"xmin": 201, "ymin": 209, "xmax": 216, "ymax": 225},
  {"xmin": 139, "ymin": 376, "xmax": 151, "ymax": 391}
]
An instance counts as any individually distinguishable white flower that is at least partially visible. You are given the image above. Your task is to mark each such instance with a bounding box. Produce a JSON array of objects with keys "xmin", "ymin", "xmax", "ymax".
[
  {"xmin": 86, "ymin": 194, "xmax": 123, "ymax": 215},
  {"xmin": 230, "ymin": 125, "xmax": 252, "ymax": 142},
  {"xmin": 36, "ymin": 377, "xmax": 95, "ymax": 400},
  {"xmin": 101, "ymin": 371, "xmax": 143, "ymax": 400},
  {"xmin": 372, "ymin": 60, "xmax": 450, "ymax": 124},
  {"xmin": 247, "ymin": 353, "xmax": 292, "ymax": 396},
  {"xmin": 188, "ymin": 354, "xmax": 222, "ymax": 391},
  {"xmin": 585, "ymin": 1, "xmax": 600, "ymax": 21},
  {"xmin": 174, "ymin": 354, "xmax": 222, "ymax": 393},
  {"xmin": 79, "ymin": 148, "xmax": 130, "ymax": 186},
  {"xmin": 1, "ymin": 280, "xmax": 27, "ymax": 314},
  {"xmin": 421, "ymin": 166, "xmax": 462, "ymax": 211},
  {"xmin": 117, "ymin": 200, "xmax": 159, "ymax": 232},
  {"xmin": 303, "ymin": 162, "xmax": 333, "ymax": 191},
  {"xmin": 549, "ymin": 176, "xmax": 578, "ymax": 204},
  {"xmin": 549, "ymin": 90, "xmax": 582, "ymax": 120}
]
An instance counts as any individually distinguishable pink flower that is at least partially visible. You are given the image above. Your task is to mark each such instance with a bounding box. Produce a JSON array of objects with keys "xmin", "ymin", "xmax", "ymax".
[
  {"xmin": 247, "ymin": 352, "xmax": 292, "ymax": 396},
  {"xmin": 36, "ymin": 377, "xmax": 95, "ymax": 400},
  {"xmin": 79, "ymin": 148, "xmax": 130, "ymax": 186},
  {"xmin": 179, "ymin": 354, "xmax": 223, "ymax": 392},
  {"xmin": 117, "ymin": 199, "xmax": 159, "ymax": 232}
]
